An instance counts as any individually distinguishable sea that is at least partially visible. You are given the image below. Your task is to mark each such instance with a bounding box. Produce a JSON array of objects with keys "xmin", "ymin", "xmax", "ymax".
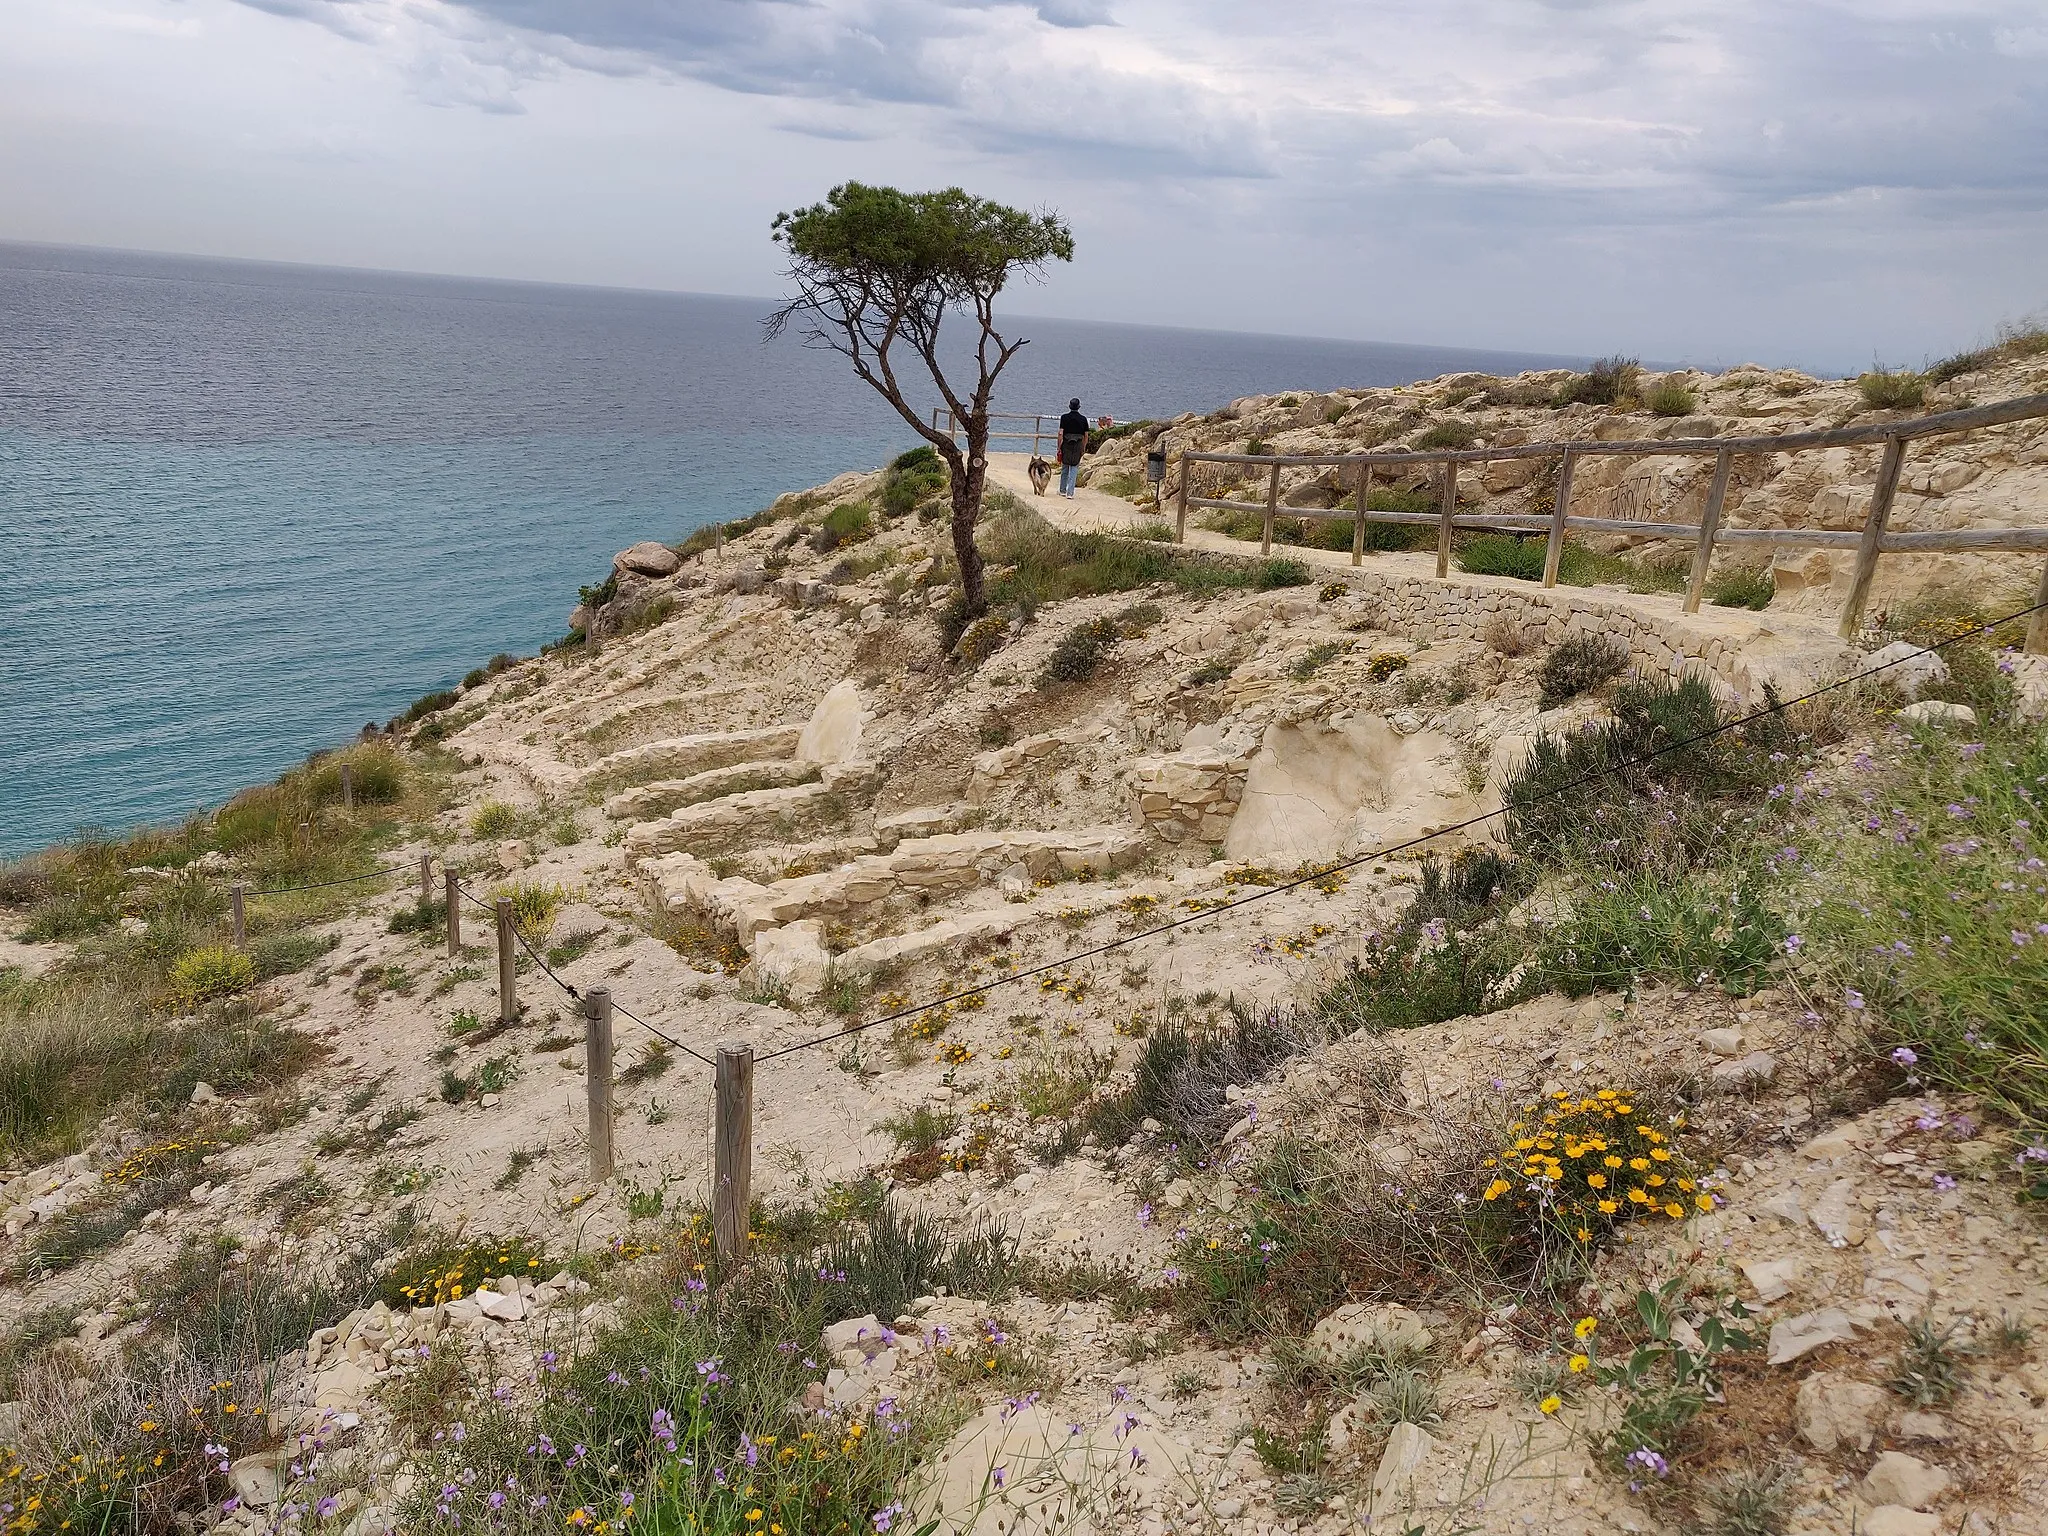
[{"xmin": 0, "ymin": 241, "xmax": 1585, "ymax": 859}]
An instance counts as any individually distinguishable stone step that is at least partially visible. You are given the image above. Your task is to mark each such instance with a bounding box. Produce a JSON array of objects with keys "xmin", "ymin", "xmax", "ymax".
[
  {"xmin": 642, "ymin": 824, "xmax": 1151, "ymax": 941},
  {"xmin": 624, "ymin": 763, "xmax": 880, "ymax": 860},
  {"xmin": 585, "ymin": 723, "xmax": 805, "ymax": 793},
  {"xmin": 602, "ymin": 758, "xmax": 821, "ymax": 821}
]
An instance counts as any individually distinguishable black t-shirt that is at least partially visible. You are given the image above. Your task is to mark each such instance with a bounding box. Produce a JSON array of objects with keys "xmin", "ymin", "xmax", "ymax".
[{"xmin": 1058, "ymin": 409, "xmax": 1089, "ymax": 464}]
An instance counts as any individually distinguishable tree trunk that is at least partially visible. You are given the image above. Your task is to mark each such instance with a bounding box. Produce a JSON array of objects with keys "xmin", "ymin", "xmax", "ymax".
[{"xmin": 952, "ymin": 430, "xmax": 990, "ymax": 616}]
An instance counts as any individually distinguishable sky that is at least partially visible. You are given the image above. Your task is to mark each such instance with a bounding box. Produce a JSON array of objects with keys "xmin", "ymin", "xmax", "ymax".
[{"xmin": 2, "ymin": 0, "xmax": 2044, "ymax": 374}]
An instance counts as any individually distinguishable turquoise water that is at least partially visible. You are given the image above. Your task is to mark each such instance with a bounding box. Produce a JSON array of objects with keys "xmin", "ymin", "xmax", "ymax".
[{"xmin": 0, "ymin": 242, "xmax": 1581, "ymax": 857}]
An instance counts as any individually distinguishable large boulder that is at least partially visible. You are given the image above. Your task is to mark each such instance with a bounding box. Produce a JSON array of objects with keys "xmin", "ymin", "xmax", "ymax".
[
  {"xmin": 614, "ymin": 541, "xmax": 681, "ymax": 578},
  {"xmin": 798, "ymin": 681, "xmax": 869, "ymax": 765},
  {"xmin": 1863, "ymin": 641, "xmax": 1949, "ymax": 701},
  {"xmin": 1794, "ymin": 1371, "xmax": 1888, "ymax": 1452},
  {"xmin": 1306, "ymin": 1302, "xmax": 1434, "ymax": 1366}
]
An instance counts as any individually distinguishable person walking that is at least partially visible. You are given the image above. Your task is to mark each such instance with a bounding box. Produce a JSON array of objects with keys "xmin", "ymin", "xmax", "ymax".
[{"xmin": 1057, "ymin": 397, "xmax": 1089, "ymax": 498}]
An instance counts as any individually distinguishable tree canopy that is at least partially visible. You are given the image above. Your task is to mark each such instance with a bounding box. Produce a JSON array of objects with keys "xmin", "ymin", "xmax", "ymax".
[{"xmin": 768, "ymin": 183, "xmax": 1075, "ymax": 617}]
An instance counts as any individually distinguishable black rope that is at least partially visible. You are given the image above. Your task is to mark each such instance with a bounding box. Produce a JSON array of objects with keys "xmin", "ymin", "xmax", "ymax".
[
  {"xmin": 452, "ymin": 876, "xmax": 717, "ymax": 1067},
  {"xmin": 246, "ymin": 862, "xmax": 409, "ymax": 896},
  {"xmin": 751, "ymin": 598, "xmax": 2048, "ymax": 1065}
]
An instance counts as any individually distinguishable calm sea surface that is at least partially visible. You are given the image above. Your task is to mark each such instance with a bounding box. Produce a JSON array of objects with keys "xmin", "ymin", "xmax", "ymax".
[{"xmin": 0, "ymin": 242, "xmax": 1583, "ymax": 857}]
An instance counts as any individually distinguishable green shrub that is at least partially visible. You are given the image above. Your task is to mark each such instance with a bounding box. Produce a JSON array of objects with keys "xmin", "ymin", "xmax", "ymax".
[
  {"xmin": 675, "ymin": 506, "xmax": 777, "ymax": 561},
  {"xmin": 1318, "ymin": 923, "xmax": 1534, "ymax": 1033},
  {"xmin": 1084, "ymin": 1005, "xmax": 1322, "ymax": 1149},
  {"xmin": 1039, "ymin": 617, "xmax": 1121, "ymax": 686},
  {"xmin": 168, "ymin": 945, "xmax": 256, "ymax": 1008},
  {"xmin": 1645, "ymin": 380, "xmax": 1697, "ymax": 417},
  {"xmin": 1925, "ymin": 348, "xmax": 1993, "ymax": 386},
  {"xmin": 1094, "ymin": 469, "xmax": 1145, "ymax": 497},
  {"xmin": 249, "ymin": 931, "xmax": 337, "ymax": 980},
  {"xmin": 1458, "ymin": 534, "xmax": 1545, "ymax": 581},
  {"xmin": 402, "ymin": 688, "xmax": 460, "ymax": 724},
  {"xmin": 1858, "ymin": 368, "xmax": 1926, "ymax": 410},
  {"xmin": 1536, "ymin": 633, "xmax": 1629, "ymax": 709},
  {"xmin": 1538, "ymin": 869, "xmax": 1783, "ymax": 996},
  {"xmin": 386, "ymin": 897, "xmax": 447, "ymax": 935},
  {"xmin": 1555, "ymin": 356, "xmax": 1642, "ymax": 407},
  {"xmin": 469, "ymin": 801, "xmax": 519, "ymax": 838},
  {"xmin": 309, "ymin": 743, "xmax": 403, "ymax": 805},
  {"xmin": 810, "ymin": 500, "xmax": 874, "ymax": 552},
  {"xmin": 494, "ymin": 880, "xmax": 566, "ymax": 947},
  {"xmin": 1253, "ymin": 558, "xmax": 1311, "ymax": 590},
  {"xmin": 381, "ymin": 1230, "xmax": 551, "ymax": 1308},
  {"xmin": 1413, "ymin": 420, "xmax": 1478, "ymax": 450},
  {"xmin": 1708, "ymin": 566, "xmax": 1774, "ymax": 610}
]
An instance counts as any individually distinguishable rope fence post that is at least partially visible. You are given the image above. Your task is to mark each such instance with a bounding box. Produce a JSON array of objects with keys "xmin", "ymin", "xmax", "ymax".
[
  {"xmin": 230, "ymin": 882, "xmax": 246, "ymax": 951},
  {"xmin": 1261, "ymin": 462, "xmax": 1280, "ymax": 557},
  {"xmin": 1541, "ymin": 451, "xmax": 1577, "ymax": 588},
  {"xmin": 418, "ymin": 852, "xmax": 432, "ymax": 906},
  {"xmin": 2030, "ymin": 559, "xmax": 2048, "ymax": 657},
  {"xmin": 1352, "ymin": 463, "xmax": 1372, "ymax": 566},
  {"xmin": 1434, "ymin": 458, "xmax": 1458, "ymax": 579},
  {"xmin": 1839, "ymin": 435, "xmax": 1908, "ymax": 641},
  {"xmin": 1684, "ymin": 448, "xmax": 1734, "ymax": 615},
  {"xmin": 445, "ymin": 870, "xmax": 461, "ymax": 959},
  {"xmin": 340, "ymin": 763, "xmax": 353, "ymax": 812},
  {"xmin": 496, "ymin": 897, "xmax": 517, "ymax": 1025},
  {"xmin": 714, "ymin": 1041, "xmax": 754, "ymax": 1267},
  {"xmin": 585, "ymin": 987, "xmax": 615, "ymax": 1181},
  {"xmin": 1174, "ymin": 454, "xmax": 1190, "ymax": 544}
]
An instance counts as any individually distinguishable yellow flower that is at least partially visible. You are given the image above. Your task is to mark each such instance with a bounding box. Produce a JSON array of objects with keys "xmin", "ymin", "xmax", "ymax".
[
  {"xmin": 1597, "ymin": 1199, "xmax": 1618, "ymax": 1215},
  {"xmin": 1539, "ymin": 1395, "xmax": 1562, "ymax": 1414},
  {"xmin": 1574, "ymin": 1317, "xmax": 1598, "ymax": 1339},
  {"xmin": 746, "ymin": 1512, "xmax": 763, "ymax": 1524},
  {"xmin": 1629, "ymin": 1157, "xmax": 1650, "ymax": 1172},
  {"xmin": 1568, "ymin": 1353, "xmax": 1589, "ymax": 1373},
  {"xmin": 1483, "ymin": 1179, "xmax": 1512, "ymax": 1201},
  {"xmin": 1603, "ymin": 1155, "xmax": 1623, "ymax": 1168},
  {"xmin": 1695, "ymin": 1193, "xmax": 1715, "ymax": 1212},
  {"xmin": 1665, "ymin": 1202, "xmax": 1685, "ymax": 1219},
  {"xmin": 1587, "ymin": 1173, "xmax": 1607, "ymax": 1190}
]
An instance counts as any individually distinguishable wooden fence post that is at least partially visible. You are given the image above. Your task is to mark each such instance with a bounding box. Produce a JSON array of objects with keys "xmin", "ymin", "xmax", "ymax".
[
  {"xmin": 231, "ymin": 882, "xmax": 246, "ymax": 950},
  {"xmin": 445, "ymin": 869, "xmax": 461, "ymax": 959},
  {"xmin": 714, "ymin": 1042, "xmax": 755, "ymax": 1268},
  {"xmin": 584, "ymin": 987, "xmax": 615, "ymax": 1181},
  {"xmin": 1352, "ymin": 463, "xmax": 1372, "ymax": 566},
  {"xmin": 419, "ymin": 852, "xmax": 432, "ymax": 906},
  {"xmin": 340, "ymin": 763, "xmax": 353, "ymax": 812},
  {"xmin": 1261, "ymin": 463, "xmax": 1280, "ymax": 557},
  {"xmin": 495, "ymin": 897, "xmax": 517, "ymax": 1025},
  {"xmin": 1175, "ymin": 454, "xmax": 1191, "ymax": 544},
  {"xmin": 1434, "ymin": 459, "xmax": 1458, "ymax": 579},
  {"xmin": 2029, "ymin": 558, "xmax": 2048, "ymax": 657},
  {"xmin": 1838, "ymin": 436, "xmax": 1907, "ymax": 642},
  {"xmin": 1684, "ymin": 449, "xmax": 1734, "ymax": 615},
  {"xmin": 1541, "ymin": 451, "xmax": 1578, "ymax": 588}
]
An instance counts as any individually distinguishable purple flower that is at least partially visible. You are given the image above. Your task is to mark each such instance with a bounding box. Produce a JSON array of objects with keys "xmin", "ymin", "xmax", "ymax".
[
  {"xmin": 1846, "ymin": 989, "xmax": 1866, "ymax": 1011},
  {"xmin": 873, "ymin": 1501, "xmax": 905, "ymax": 1533},
  {"xmin": 991, "ymin": 1467, "xmax": 1007, "ymax": 1489},
  {"xmin": 1623, "ymin": 1447, "xmax": 1669, "ymax": 1479},
  {"xmin": 1932, "ymin": 1173, "xmax": 1957, "ymax": 1192},
  {"xmin": 1891, "ymin": 1046, "xmax": 1918, "ymax": 1066},
  {"xmin": 1783, "ymin": 934, "xmax": 1802, "ymax": 955},
  {"xmin": 317, "ymin": 1496, "xmax": 339, "ymax": 1518}
]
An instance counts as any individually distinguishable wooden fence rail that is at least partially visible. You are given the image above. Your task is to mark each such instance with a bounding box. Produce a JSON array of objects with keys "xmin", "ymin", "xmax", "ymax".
[{"xmin": 1167, "ymin": 392, "xmax": 2048, "ymax": 644}]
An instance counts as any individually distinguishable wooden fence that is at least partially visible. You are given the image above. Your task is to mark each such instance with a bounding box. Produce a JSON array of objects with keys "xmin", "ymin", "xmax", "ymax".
[{"xmin": 1169, "ymin": 393, "xmax": 2048, "ymax": 649}]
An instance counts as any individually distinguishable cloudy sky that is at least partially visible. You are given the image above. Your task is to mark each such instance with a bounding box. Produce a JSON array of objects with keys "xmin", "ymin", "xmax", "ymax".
[{"xmin": 3, "ymin": 0, "xmax": 2043, "ymax": 372}]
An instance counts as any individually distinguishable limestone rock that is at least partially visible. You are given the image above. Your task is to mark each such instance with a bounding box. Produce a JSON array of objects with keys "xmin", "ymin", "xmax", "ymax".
[
  {"xmin": 1808, "ymin": 1178, "xmax": 1870, "ymax": 1247},
  {"xmin": 1861, "ymin": 1509, "xmax": 1942, "ymax": 1536},
  {"xmin": 1741, "ymin": 1258, "xmax": 1801, "ymax": 1305},
  {"xmin": 1697, "ymin": 1027, "xmax": 1745, "ymax": 1058},
  {"xmin": 614, "ymin": 541, "xmax": 681, "ymax": 578},
  {"xmin": 1897, "ymin": 700, "xmax": 1975, "ymax": 728},
  {"xmin": 474, "ymin": 1287, "xmax": 525, "ymax": 1323},
  {"xmin": 733, "ymin": 564, "xmax": 767, "ymax": 595},
  {"xmin": 1767, "ymin": 1308, "xmax": 1858, "ymax": 1365},
  {"xmin": 797, "ymin": 681, "xmax": 869, "ymax": 765},
  {"xmin": 1794, "ymin": 1371, "xmax": 1888, "ymax": 1452},
  {"xmin": 1711, "ymin": 1050, "xmax": 1776, "ymax": 1090},
  {"xmin": 1306, "ymin": 1302, "xmax": 1434, "ymax": 1365},
  {"xmin": 1863, "ymin": 641, "xmax": 1950, "ymax": 700},
  {"xmin": 1895, "ymin": 1411, "xmax": 1953, "ymax": 1442},
  {"xmin": 1861, "ymin": 1452, "xmax": 1951, "ymax": 1510},
  {"xmin": 497, "ymin": 839, "xmax": 530, "ymax": 872},
  {"xmin": 228, "ymin": 1451, "xmax": 285, "ymax": 1508},
  {"xmin": 750, "ymin": 920, "xmax": 832, "ymax": 1000},
  {"xmin": 1370, "ymin": 1421, "xmax": 1435, "ymax": 1506},
  {"xmin": 190, "ymin": 1081, "xmax": 217, "ymax": 1105}
]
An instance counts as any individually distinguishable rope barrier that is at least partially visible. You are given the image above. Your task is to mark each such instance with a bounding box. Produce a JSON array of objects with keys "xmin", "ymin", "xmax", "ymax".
[
  {"xmin": 243, "ymin": 861, "xmax": 410, "ymax": 896},
  {"xmin": 748, "ymin": 597, "xmax": 2048, "ymax": 1066},
  {"xmin": 449, "ymin": 875, "xmax": 716, "ymax": 1067}
]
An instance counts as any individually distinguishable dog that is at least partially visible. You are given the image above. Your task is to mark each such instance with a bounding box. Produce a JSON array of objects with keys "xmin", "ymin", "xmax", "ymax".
[{"xmin": 1027, "ymin": 456, "xmax": 1052, "ymax": 496}]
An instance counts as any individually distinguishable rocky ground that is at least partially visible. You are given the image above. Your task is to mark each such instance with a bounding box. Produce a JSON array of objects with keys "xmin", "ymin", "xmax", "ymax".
[{"xmin": 4, "ymin": 353, "xmax": 2047, "ymax": 1536}]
